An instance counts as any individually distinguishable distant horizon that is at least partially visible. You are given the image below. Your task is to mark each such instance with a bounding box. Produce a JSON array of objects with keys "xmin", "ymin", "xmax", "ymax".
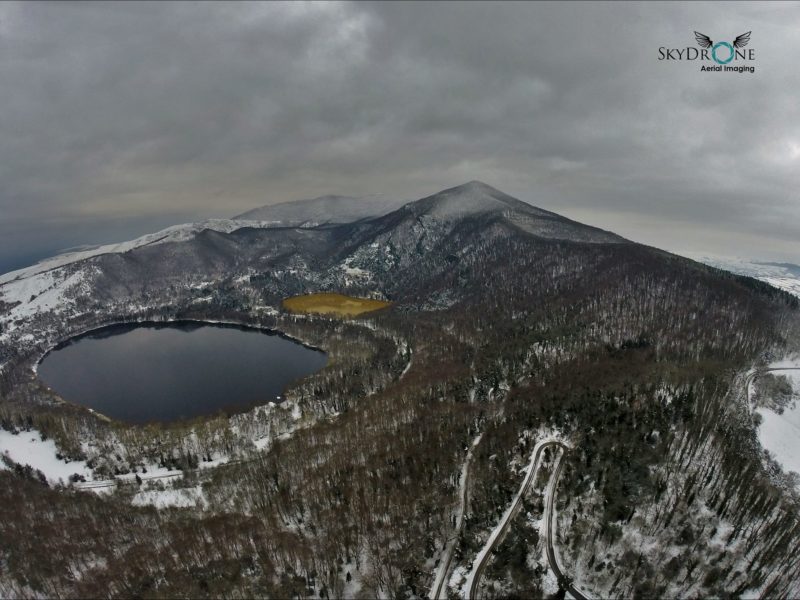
[
  {"xmin": 2, "ymin": 179, "xmax": 798, "ymax": 278},
  {"xmin": 1, "ymin": 2, "xmax": 798, "ymax": 271}
]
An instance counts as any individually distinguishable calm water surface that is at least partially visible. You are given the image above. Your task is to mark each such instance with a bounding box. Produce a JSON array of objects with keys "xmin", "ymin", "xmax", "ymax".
[{"xmin": 38, "ymin": 322, "xmax": 327, "ymax": 424}]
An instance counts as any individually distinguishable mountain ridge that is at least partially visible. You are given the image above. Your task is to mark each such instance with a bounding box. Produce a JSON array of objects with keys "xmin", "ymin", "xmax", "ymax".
[
  {"xmin": 1, "ymin": 182, "xmax": 624, "ymax": 283},
  {"xmin": 1, "ymin": 180, "xmax": 800, "ymax": 599},
  {"xmin": 234, "ymin": 193, "xmax": 407, "ymax": 225}
]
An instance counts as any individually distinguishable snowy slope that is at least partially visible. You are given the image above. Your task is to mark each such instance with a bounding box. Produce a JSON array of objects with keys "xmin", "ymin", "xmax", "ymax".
[
  {"xmin": 0, "ymin": 219, "xmax": 277, "ymax": 285},
  {"xmin": 408, "ymin": 181, "xmax": 549, "ymax": 219},
  {"xmin": 0, "ymin": 429, "xmax": 92, "ymax": 484},
  {"xmin": 0, "ymin": 268, "xmax": 91, "ymax": 325},
  {"xmin": 756, "ymin": 369, "xmax": 800, "ymax": 477},
  {"xmin": 681, "ymin": 253, "xmax": 800, "ymax": 299},
  {"xmin": 0, "ymin": 218, "xmax": 289, "ymax": 337},
  {"xmin": 132, "ymin": 486, "xmax": 207, "ymax": 509},
  {"xmin": 400, "ymin": 181, "xmax": 625, "ymax": 243}
]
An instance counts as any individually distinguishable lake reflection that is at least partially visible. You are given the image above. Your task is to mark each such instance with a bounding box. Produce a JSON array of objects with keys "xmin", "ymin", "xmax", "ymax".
[{"xmin": 38, "ymin": 322, "xmax": 327, "ymax": 424}]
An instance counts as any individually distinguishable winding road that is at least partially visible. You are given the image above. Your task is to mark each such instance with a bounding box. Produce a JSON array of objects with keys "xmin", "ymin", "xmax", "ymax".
[
  {"xmin": 544, "ymin": 447, "xmax": 589, "ymax": 600},
  {"xmin": 464, "ymin": 438, "xmax": 588, "ymax": 599},
  {"xmin": 459, "ymin": 366, "xmax": 800, "ymax": 598}
]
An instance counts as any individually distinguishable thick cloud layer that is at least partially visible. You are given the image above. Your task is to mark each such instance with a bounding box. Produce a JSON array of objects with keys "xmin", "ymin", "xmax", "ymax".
[{"xmin": 0, "ymin": 1, "xmax": 798, "ymax": 273}]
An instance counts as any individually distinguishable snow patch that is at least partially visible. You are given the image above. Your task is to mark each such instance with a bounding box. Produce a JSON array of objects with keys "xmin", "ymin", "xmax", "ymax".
[
  {"xmin": 0, "ymin": 429, "xmax": 92, "ymax": 485},
  {"xmin": 132, "ymin": 484, "xmax": 207, "ymax": 509},
  {"xmin": 756, "ymin": 370, "xmax": 800, "ymax": 478},
  {"xmin": 541, "ymin": 569, "xmax": 559, "ymax": 595},
  {"xmin": 0, "ymin": 269, "xmax": 87, "ymax": 324}
]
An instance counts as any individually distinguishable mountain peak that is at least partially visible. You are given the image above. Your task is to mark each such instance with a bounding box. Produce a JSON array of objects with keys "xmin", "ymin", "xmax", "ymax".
[
  {"xmin": 406, "ymin": 181, "xmax": 548, "ymax": 219},
  {"xmin": 386, "ymin": 181, "xmax": 626, "ymax": 244},
  {"xmin": 230, "ymin": 181, "xmax": 625, "ymax": 245},
  {"xmin": 454, "ymin": 180, "xmax": 500, "ymax": 192}
]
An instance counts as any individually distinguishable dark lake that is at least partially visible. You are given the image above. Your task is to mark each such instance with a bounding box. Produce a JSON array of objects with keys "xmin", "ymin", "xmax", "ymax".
[{"xmin": 38, "ymin": 322, "xmax": 327, "ymax": 424}]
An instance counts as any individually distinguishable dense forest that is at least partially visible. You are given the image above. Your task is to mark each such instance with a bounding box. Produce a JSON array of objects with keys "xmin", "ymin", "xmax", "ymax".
[{"xmin": 1, "ymin": 184, "xmax": 799, "ymax": 598}]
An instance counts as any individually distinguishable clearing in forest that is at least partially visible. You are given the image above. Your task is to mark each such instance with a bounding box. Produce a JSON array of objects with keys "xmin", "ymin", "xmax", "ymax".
[{"xmin": 282, "ymin": 293, "xmax": 391, "ymax": 317}]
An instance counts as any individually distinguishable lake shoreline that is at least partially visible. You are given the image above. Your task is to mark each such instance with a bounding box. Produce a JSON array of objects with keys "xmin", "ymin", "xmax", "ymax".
[{"xmin": 37, "ymin": 319, "xmax": 328, "ymax": 425}]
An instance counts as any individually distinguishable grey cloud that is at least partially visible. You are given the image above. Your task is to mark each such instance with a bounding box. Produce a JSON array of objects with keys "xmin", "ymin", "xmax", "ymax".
[{"xmin": 0, "ymin": 1, "xmax": 798, "ymax": 274}]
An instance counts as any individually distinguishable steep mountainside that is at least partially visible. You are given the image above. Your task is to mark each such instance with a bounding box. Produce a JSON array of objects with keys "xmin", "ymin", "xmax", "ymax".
[
  {"xmin": 1, "ymin": 183, "xmax": 799, "ymax": 598},
  {"xmin": 401, "ymin": 181, "xmax": 624, "ymax": 243}
]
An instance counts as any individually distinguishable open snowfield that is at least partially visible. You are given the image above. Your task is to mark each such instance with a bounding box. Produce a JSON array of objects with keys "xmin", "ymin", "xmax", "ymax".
[
  {"xmin": 681, "ymin": 253, "xmax": 800, "ymax": 299},
  {"xmin": 0, "ymin": 429, "xmax": 92, "ymax": 484},
  {"xmin": 756, "ymin": 370, "xmax": 800, "ymax": 477}
]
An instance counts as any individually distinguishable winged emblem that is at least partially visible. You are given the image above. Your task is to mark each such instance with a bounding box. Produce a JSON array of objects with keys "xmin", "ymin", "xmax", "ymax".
[
  {"xmin": 694, "ymin": 31, "xmax": 751, "ymax": 49},
  {"xmin": 733, "ymin": 31, "xmax": 751, "ymax": 48},
  {"xmin": 694, "ymin": 31, "xmax": 713, "ymax": 49}
]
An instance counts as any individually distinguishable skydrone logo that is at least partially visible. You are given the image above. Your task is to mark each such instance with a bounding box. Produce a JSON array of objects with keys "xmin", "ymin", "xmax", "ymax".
[{"xmin": 658, "ymin": 31, "xmax": 755, "ymax": 73}]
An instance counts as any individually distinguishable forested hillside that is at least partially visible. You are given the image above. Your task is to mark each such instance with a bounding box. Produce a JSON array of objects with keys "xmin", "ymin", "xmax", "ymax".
[{"xmin": 1, "ymin": 183, "xmax": 798, "ymax": 598}]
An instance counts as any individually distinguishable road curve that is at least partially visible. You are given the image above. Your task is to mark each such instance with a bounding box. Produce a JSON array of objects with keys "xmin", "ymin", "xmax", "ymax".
[
  {"xmin": 464, "ymin": 368, "xmax": 800, "ymax": 599},
  {"xmin": 544, "ymin": 448, "xmax": 589, "ymax": 600},
  {"xmin": 465, "ymin": 439, "xmax": 563, "ymax": 599}
]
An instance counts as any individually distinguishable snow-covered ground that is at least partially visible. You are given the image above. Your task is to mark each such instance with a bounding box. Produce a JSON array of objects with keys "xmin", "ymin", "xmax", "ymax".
[
  {"xmin": 132, "ymin": 484, "xmax": 207, "ymax": 509},
  {"xmin": 0, "ymin": 218, "xmax": 276, "ymax": 285},
  {"xmin": 0, "ymin": 268, "xmax": 89, "ymax": 325},
  {"xmin": 0, "ymin": 429, "xmax": 92, "ymax": 485},
  {"xmin": 0, "ymin": 425, "xmax": 238, "ymax": 499},
  {"xmin": 74, "ymin": 453, "xmax": 232, "ymax": 491},
  {"xmin": 540, "ymin": 569, "xmax": 559, "ymax": 596},
  {"xmin": 769, "ymin": 357, "xmax": 800, "ymax": 370},
  {"xmin": 680, "ymin": 253, "xmax": 800, "ymax": 299},
  {"xmin": 756, "ymin": 369, "xmax": 800, "ymax": 478}
]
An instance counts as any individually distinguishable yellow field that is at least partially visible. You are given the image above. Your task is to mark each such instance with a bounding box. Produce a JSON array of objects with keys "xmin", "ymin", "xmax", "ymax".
[{"xmin": 282, "ymin": 293, "xmax": 391, "ymax": 317}]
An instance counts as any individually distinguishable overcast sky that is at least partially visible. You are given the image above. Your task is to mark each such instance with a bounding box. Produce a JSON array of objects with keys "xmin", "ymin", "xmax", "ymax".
[{"xmin": 1, "ymin": 1, "xmax": 798, "ymax": 273}]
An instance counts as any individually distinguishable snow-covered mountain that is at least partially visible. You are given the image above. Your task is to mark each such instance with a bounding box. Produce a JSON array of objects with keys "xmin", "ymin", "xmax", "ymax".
[
  {"xmin": 2, "ymin": 181, "xmax": 800, "ymax": 598},
  {"xmin": 0, "ymin": 219, "xmax": 273, "ymax": 286},
  {"xmin": 399, "ymin": 181, "xmax": 626, "ymax": 243},
  {"xmin": 1, "ymin": 182, "xmax": 620, "ymax": 283},
  {"xmin": 0, "ymin": 194, "xmax": 404, "ymax": 286},
  {"xmin": 3, "ymin": 180, "xmax": 794, "ymax": 363},
  {"xmin": 681, "ymin": 253, "xmax": 800, "ymax": 299},
  {"xmin": 406, "ymin": 181, "xmax": 541, "ymax": 218},
  {"xmin": 234, "ymin": 193, "xmax": 407, "ymax": 225},
  {"xmin": 0, "ymin": 180, "xmax": 632, "ymax": 361}
]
